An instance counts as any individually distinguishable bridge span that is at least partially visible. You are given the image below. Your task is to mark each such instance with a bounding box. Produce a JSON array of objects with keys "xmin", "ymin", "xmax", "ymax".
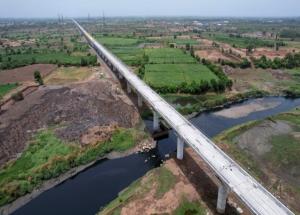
[{"xmin": 73, "ymin": 20, "xmax": 294, "ymax": 215}]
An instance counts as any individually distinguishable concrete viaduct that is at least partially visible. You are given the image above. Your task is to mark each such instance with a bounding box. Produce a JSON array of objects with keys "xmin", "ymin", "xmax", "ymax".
[{"xmin": 73, "ymin": 20, "xmax": 294, "ymax": 215}]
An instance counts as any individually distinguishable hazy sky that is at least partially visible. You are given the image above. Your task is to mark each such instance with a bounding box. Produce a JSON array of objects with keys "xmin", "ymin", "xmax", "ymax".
[{"xmin": 0, "ymin": 0, "xmax": 299, "ymax": 18}]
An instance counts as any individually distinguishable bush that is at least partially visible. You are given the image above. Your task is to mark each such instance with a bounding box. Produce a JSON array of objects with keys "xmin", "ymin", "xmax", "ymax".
[
  {"xmin": 11, "ymin": 92, "xmax": 24, "ymax": 101},
  {"xmin": 34, "ymin": 70, "xmax": 44, "ymax": 85}
]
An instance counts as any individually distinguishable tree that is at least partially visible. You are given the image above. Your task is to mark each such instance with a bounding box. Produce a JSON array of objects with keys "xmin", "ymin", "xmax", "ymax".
[
  {"xmin": 34, "ymin": 70, "xmax": 44, "ymax": 85},
  {"xmin": 80, "ymin": 58, "xmax": 88, "ymax": 66},
  {"xmin": 185, "ymin": 43, "xmax": 190, "ymax": 51}
]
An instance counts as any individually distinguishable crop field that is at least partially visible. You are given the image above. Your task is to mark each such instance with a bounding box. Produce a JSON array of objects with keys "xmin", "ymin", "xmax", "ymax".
[
  {"xmin": 145, "ymin": 48, "xmax": 196, "ymax": 64},
  {"xmin": 111, "ymin": 46, "xmax": 144, "ymax": 66},
  {"xmin": 203, "ymin": 33, "xmax": 277, "ymax": 48},
  {"xmin": 144, "ymin": 64, "xmax": 218, "ymax": 87},
  {"xmin": 95, "ymin": 36, "xmax": 140, "ymax": 47}
]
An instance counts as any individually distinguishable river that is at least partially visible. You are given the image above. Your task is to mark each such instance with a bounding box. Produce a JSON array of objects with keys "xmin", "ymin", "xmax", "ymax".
[{"xmin": 12, "ymin": 97, "xmax": 300, "ymax": 215}]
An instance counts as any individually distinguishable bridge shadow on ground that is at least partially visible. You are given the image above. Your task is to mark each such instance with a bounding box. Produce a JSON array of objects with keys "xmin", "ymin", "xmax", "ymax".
[{"xmin": 174, "ymin": 148, "xmax": 248, "ymax": 215}]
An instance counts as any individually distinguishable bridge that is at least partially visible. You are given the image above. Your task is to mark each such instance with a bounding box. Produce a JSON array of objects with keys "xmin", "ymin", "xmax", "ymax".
[{"xmin": 73, "ymin": 20, "xmax": 294, "ymax": 215}]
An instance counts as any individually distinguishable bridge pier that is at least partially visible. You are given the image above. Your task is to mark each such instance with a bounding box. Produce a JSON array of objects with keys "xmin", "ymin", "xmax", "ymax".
[
  {"xmin": 216, "ymin": 184, "xmax": 230, "ymax": 214},
  {"xmin": 118, "ymin": 72, "xmax": 123, "ymax": 79},
  {"xmin": 127, "ymin": 82, "xmax": 131, "ymax": 94},
  {"xmin": 153, "ymin": 111, "xmax": 160, "ymax": 131},
  {"xmin": 137, "ymin": 94, "xmax": 143, "ymax": 107},
  {"xmin": 177, "ymin": 136, "xmax": 184, "ymax": 160}
]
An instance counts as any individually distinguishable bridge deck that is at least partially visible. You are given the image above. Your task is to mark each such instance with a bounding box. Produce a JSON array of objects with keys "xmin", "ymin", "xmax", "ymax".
[{"xmin": 74, "ymin": 20, "xmax": 294, "ymax": 215}]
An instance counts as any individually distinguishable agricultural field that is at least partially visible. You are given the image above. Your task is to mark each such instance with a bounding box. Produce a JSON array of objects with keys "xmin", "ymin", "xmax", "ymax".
[
  {"xmin": 146, "ymin": 48, "xmax": 196, "ymax": 64},
  {"xmin": 144, "ymin": 64, "xmax": 218, "ymax": 88}
]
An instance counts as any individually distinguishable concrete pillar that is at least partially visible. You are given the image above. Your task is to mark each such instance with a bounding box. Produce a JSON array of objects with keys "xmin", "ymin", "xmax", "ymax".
[
  {"xmin": 177, "ymin": 136, "xmax": 184, "ymax": 160},
  {"xmin": 153, "ymin": 111, "xmax": 159, "ymax": 131},
  {"xmin": 217, "ymin": 184, "xmax": 229, "ymax": 214},
  {"xmin": 127, "ymin": 82, "xmax": 131, "ymax": 94},
  {"xmin": 118, "ymin": 72, "xmax": 123, "ymax": 79},
  {"xmin": 138, "ymin": 94, "xmax": 143, "ymax": 107}
]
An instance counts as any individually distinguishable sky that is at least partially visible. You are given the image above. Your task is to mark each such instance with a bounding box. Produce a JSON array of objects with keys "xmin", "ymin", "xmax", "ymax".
[{"xmin": 0, "ymin": 0, "xmax": 299, "ymax": 18}]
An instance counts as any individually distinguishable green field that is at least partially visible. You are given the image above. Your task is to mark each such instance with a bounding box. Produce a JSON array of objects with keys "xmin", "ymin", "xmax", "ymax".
[
  {"xmin": 111, "ymin": 46, "xmax": 145, "ymax": 66},
  {"xmin": 144, "ymin": 64, "xmax": 218, "ymax": 88},
  {"xmin": 95, "ymin": 37, "xmax": 140, "ymax": 47},
  {"xmin": 146, "ymin": 48, "xmax": 196, "ymax": 64},
  {"xmin": 0, "ymin": 83, "xmax": 18, "ymax": 98}
]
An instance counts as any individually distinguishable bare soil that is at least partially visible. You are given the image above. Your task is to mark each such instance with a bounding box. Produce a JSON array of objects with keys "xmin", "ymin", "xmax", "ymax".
[
  {"xmin": 120, "ymin": 159, "xmax": 203, "ymax": 215},
  {"xmin": 195, "ymin": 49, "xmax": 237, "ymax": 62},
  {"xmin": 0, "ymin": 64, "xmax": 57, "ymax": 84},
  {"xmin": 0, "ymin": 78, "xmax": 140, "ymax": 166},
  {"xmin": 251, "ymin": 47, "xmax": 298, "ymax": 60}
]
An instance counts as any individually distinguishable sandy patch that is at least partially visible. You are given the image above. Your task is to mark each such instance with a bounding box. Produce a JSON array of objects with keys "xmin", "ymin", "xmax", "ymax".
[
  {"xmin": 195, "ymin": 49, "xmax": 236, "ymax": 62},
  {"xmin": 214, "ymin": 99, "xmax": 281, "ymax": 119}
]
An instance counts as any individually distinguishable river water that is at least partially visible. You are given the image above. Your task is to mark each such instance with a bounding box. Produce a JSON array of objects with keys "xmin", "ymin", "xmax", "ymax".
[{"xmin": 12, "ymin": 97, "xmax": 300, "ymax": 215}]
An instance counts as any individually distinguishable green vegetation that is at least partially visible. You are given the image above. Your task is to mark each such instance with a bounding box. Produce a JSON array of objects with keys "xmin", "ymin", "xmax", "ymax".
[
  {"xmin": 146, "ymin": 48, "xmax": 196, "ymax": 64},
  {"xmin": 99, "ymin": 167, "xmax": 177, "ymax": 215},
  {"xmin": 95, "ymin": 36, "xmax": 140, "ymax": 47},
  {"xmin": 34, "ymin": 70, "xmax": 44, "ymax": 85},
  {"xmin": 0, "ymin": 83, "xmax": 18, "ymax": 99},
  {"xmin": 165, "ymin": 89, "xmax": 267, "ymax": 116},
  {"xmin": 174, "ymin": 199, "xmax": 206, "ymax": 215},
  {"xmin": 0, "ymin": 127, "xmax": 145, "ymax": 206},
  {"xmin": 0, "ymin": 52, "xmax": 97, "ymax": 70},
  {"xmin": 254, "ymin": 53, "xmax": 300, "ymax": 69},
  {"xmin": 268, "ymin": 134, "xmax": 300, "ymax": 167},
  {"xmin": 155, "ymin": 167, "xmax": 176, "ymax": 198},
  {"xmin": 144, "ymin": 64, "xmax": 218, "ymax": 92},
  {"xmin": 204, "ymin": 33, "xmax": 283, "ymax": 49}
]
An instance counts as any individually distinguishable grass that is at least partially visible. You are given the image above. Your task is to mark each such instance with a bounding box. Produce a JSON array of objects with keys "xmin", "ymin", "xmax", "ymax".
[
  {"xmin": 0, "ymin": 127, "xmax": 144, "ymax": 206},
  {"xmin": 155, "ymin": 167, "xmax": 176, "ymax": 198},
  {"xmin": 144, "ymin": 64, "xmax": 218, "ymax": 88},
  {"xmin": 95, "ymin": 37, "xmax": 140, "ymax": 47},
  {"xmin": 99, "ymin": 166, "xmax": 177, "ymax": 215},
  {"xmin": 268, "ymin": 134, "xmax": 300, "ymax": 167},
  {"xmin": 146, "ymin": 48, "xmax": 196, "ymax": 64},
  {"xmin": 0, "ymin": 83, "xmax": 18, "ymax": 98},
  {"xmin": 44, "ymin": 67, "xmax": 93, "ymax": 85},
  {"xmin": 173, "ymin": 199, "xmax": 206, "ymax": 215}
]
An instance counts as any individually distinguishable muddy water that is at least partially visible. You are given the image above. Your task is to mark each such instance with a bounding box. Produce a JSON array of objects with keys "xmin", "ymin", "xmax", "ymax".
[{"xmin": 12, "ymin": 97, "xmax": 300, "ymax": 215}]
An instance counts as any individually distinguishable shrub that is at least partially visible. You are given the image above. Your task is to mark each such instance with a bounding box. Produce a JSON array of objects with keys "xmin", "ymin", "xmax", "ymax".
[{"xmin": 11, "ymin": 92, "xmax": 24, "ymax": 101}]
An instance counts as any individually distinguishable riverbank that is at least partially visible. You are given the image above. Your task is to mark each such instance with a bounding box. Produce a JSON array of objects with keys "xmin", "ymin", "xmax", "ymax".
[
  {"xmin": 98, "ymin": 149, "xmax": 248, "ymax": 215},
  {"xmin": 0, "ymin": 131, "xmax": 155, "ymax": 215},
  {"xmin": 214, "ymin": 108, "xmax": 300, "ymax": 214}
]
